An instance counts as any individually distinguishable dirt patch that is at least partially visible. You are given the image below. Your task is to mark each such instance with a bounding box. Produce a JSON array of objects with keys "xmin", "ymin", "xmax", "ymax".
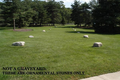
[{"xmin": 13, "ymin": 29, "xmax": 33, "ymax": 32}]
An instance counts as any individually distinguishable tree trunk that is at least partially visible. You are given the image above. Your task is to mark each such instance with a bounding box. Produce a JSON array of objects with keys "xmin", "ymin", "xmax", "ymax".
[
  {"xmin": 18, "ymin": 18, "xmax": 22, "ymax": 28},
  {"xmin": 85, "ymin": 23, "xmax": 86, "ymax": 27},
  {"xmin": 40, "ymin": 23, "xmax": 42, "ymax": 26},
  {"xmin": 13, "ymin": 19, "xmax": 15, "ymax": 30},
  {"xmin": 53, "ymin": 23, "xmax": 55, "ymax": 26}
]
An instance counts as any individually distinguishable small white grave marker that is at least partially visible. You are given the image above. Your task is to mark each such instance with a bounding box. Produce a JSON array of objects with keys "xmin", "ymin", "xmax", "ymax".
[
  {"xmin": 29, "ymin": 35, "xmax": 34, "ymax": 38},
  {"xmin": 83, "ymin": 35, "xmax": 89, "ymax": 38},
  {"xmin": 93, "ymin": 42, "xmax": 102, "ymax": 47},
  {"xmin": 12, "ymin": 41, "xmax": 25, "ymax": 46},
  {"xmin": 43, "ymin": 30, "xmax": 46, "ymax": 32}
]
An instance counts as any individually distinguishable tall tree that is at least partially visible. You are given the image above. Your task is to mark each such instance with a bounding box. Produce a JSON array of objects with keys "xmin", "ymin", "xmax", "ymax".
[
  {"xmin": 71, "ymin": 0, "xmax": 83, "ymax": 27},
  {"xmin": 12, "ymin": 0, "xmax": 21, "ymax": 29},
  {"xmin": 0, "ymin": 2, "xmax": 5, "ymax": 26},
  {"xmin": 46, "ymin": 1, "xmax": 61, "ymax": 26},
  {"xmin": 64, "ymin": 8, "xmax": 72, "ymax": 24},
  {"xmin": 92, "ymin": 0, "xmax": 120, "ymax": 33},
  {"xmin": 17, "ymin": 0, "xmax": 36, "ymax": 27},
  {"xmin": 80, "ymin": 2, "xmax": 91, "ymax": 27},
  {"xmin": 89, "ymin": 0, "xmax": 99, "ymax": 10},
  {"xmin": 3, "ymin": 0, "xmax": 13, "ymax": 27},
  {"xmin": 59, "ymin": 1, "xmax": 66, "ymax": 25},
  {"xmin": 59, "ymin": 1, "xmax": 72, "ymax": 25},
  {"xmin": 37, "ymin": 1, "xmax": 48, "ymax": 26}
]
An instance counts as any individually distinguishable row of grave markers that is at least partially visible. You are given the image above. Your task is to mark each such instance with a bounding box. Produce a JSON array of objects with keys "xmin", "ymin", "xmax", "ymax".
[
  {"xmin": 12, "ymin": 34, "xmax": 102, "ymax": 47},
  {"xmin": 12, "ymin": 26, "xmax": 102, "ymax": 47}
]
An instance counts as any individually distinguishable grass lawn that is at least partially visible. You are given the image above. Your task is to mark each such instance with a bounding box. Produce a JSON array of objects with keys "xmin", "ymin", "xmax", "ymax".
[{"xmin": 0, "ymin": 25, "xmax": 120, "ymax": 80}]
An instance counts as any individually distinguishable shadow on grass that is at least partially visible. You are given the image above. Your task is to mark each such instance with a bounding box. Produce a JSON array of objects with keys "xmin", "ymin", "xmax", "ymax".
[
  {"xmin": 66, "ymin": 31, "xmax": 96, "ymax": 34},
  {"xmin": 56, "ymin": 25, "xmax": 75, "ymax": 28},
  {"xmin": 66, "ymin": 30, "xmax": 119, "ymax": 35},
  {"xmin": 0, "ymin": 27, "xmax": 14, "ymax": 30},
  {"xmin": 82, "ymin": 27, "xmax": 94, "ymax": 30},
  {"xmin": 0, "ymin": 27, "xmax": 8, "ymax": 30},
  {"xmin": 57, "ymin": 25, "xmax": 95, "ymax": 30}
]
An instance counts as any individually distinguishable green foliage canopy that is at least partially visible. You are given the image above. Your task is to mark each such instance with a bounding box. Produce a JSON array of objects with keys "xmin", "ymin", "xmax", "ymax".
[{"xmin": 92, "ymin": 0, "xmax": 120, "ymax": 33}]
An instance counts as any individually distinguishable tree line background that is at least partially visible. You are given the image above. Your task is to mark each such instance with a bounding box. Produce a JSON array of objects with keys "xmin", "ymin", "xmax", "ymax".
[
  {"xmin": 0, "ymin": 0, "xmax": 120, "ymax": 33},
  {"xmin": 0, "ymin": 0, "xmax": 72, "ymax": 28}
]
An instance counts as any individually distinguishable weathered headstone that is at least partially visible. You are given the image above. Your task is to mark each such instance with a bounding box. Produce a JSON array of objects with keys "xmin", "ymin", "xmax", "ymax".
[
  {"xmin": 93, "ymin": 42, "xmax": 102, "ymax": 47},
  {"xmin": 12, "ymin": 41, "xmax": 25, "ymax": 46},
  {"xmin": 83, "ymin": 35, "xmax": 89, "ymax": 38},
  {"xmin": 29, "ymin": 35, "xmax": 34, "ymax": 38}
]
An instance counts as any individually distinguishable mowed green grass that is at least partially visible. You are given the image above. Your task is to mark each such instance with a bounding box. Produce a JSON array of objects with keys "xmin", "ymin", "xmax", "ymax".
[{"xmin": 0, "ymin": 25, "xmax": 120, "ymax": 80}]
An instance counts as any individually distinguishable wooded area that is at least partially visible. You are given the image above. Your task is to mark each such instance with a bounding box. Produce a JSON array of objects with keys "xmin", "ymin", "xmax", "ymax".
[
  {"xmin": 0, "ymin": 0, "xmax": 120, "ymax": 33},
  {"xmin": 0, "ymin": 0, "xmax": 72, "ymax": 28},
  {"xmin": 93, "ymin": 0, "xmax": 120, "ymax": 33}
]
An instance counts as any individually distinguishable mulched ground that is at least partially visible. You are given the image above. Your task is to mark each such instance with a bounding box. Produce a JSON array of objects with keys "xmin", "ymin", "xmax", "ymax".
[{"xmin": 13, "ymin": 29, "xmax": 33, "ymax": 32}]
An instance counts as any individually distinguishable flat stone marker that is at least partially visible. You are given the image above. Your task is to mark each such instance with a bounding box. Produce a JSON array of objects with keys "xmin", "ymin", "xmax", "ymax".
[
  {"xmin": 83, "ymin": 35, "xmax": 89, "ymax": 38},
  {"xmin": 43, "ymin": 30, "xmax": 46, "ymax": 32},
  {"xmin": 93, "ymin": 42, "xmax": 102, "ymax": 47},
  {"xmin": 29, "ymin": 35, "xmax": 34, "ymax": 38},
  {"xmin": 77, "ymin": 32, "xmax": 80, "ymax": 33},
  {"xmin": 12, "ymin": 41, "xmax": 25, "ymax": 46}
]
